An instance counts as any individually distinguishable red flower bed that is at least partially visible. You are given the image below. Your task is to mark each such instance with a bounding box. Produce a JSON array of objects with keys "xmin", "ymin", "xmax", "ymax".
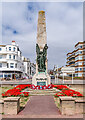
[
  {"xmin": 2, "ymin": 84, "xmax": 83, "ymax": 97},
  {"xmin": 62, "ymin": 89, "xmax": 83, "ymax": 97},
  {"xmin": 2, "ymin": 84, "xmax": 31, "ymax": 97},
  {"xmin": 2, "ymin": 84, "xmax": 53, "ymax": 97},
  {"xmin": 54, "ymin": 85, "xmax": 83, "ymax": 97},
  {"xmin": 53, "ymin": 85, "xmax": 69, "ymax": 90}
]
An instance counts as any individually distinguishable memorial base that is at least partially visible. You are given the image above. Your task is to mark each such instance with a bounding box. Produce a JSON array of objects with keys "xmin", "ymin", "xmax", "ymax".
[{"xmin": 32, "ymin": 72, "xmax": 50, "ymax": 86}]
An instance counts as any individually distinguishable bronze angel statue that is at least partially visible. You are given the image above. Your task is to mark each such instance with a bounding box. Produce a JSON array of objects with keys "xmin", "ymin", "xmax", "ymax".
[{"xmin": 36, "ymin": 44, "xmax": 48, "ymax": 72}]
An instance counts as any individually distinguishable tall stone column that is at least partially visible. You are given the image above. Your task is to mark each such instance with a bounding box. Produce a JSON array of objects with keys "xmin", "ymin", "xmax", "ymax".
[
  {"xmin": 37, "ymin": 11, "xmax": 47, "ymax": 50},
  {"xmin": 36, "ymin": 11, "xmax": 48, "ymax": 73},
  {"xmin": 32, "ymin": 11, "xmax": 50, "ymax": 86}
]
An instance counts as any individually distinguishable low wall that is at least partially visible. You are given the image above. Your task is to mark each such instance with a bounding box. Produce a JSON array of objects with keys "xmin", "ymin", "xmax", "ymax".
[
  {"xmin": 59, "ymin": 96, "xmax": 85, "ymax": 115},
  {"xmin": 75, "ymin": 100, "xmax": 85, "ymax": 114},
  {"xmin": 0, "ymin": 100, "xmax": 4, "ymax": 114},
  {"xmin": 4, "ymin": 97, "xmax": 20, "ymax": 115},
  {"xmin": 59, "ymin": 96, "xmax": 75, "ymax": 115}
]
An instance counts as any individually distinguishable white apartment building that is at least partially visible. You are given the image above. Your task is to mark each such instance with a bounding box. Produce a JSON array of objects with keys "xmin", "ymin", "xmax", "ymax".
[
  {"xmin": 0, "ymin": 41, "xmax": 25, "ymax": 80},
  {"xmin": 22, "ymin": 57, "xmax": 36, "ymax": 78},
  {"xmin": 31, "ymin": 63, "xmax": 36, "ymax": 76}
]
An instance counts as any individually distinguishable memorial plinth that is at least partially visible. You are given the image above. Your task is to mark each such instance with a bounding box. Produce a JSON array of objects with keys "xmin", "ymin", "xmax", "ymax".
[{"xmin": 32, "ymin": 11, "xmax": 50, "ymax": 86}]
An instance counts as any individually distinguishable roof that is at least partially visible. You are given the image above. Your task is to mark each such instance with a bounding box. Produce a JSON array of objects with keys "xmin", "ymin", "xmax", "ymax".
[
  {"xmin": 75, "ymin": 41, "xmax": 85, "ymax": 47},
  {"xmin": 0, "ymin": 45, "xmax": 6, "ymax": 47}
]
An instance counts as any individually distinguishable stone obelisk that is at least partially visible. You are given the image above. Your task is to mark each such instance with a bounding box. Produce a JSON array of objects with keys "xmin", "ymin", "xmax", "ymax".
[{"xmin": 32, "ymin": 11, "xmax": 50, "ymax": 86}]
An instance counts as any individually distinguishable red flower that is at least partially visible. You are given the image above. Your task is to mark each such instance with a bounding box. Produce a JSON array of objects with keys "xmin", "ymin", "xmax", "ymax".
[{"xmin": 2, "ymin": 84, "xmax": 30, "ymax": 97}]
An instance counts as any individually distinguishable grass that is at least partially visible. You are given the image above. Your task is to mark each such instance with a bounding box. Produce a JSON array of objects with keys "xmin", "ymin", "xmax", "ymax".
[
  {"xmin": 0, "ymin": 86, "xmax": 14, "ymax": 99},
  {"xmin": 0, "ymin": 86, "xmax": 14, "ymax": 94},
  {"xmin": 54, "ymin": 97, "xmax": 60, "ymax": 109},
  {"xmin": 20, "ymin": 96, "xmax": 29, "ymax": 107}
]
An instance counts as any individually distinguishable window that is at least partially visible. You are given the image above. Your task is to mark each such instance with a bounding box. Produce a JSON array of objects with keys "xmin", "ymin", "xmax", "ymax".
[
  {"xmin": 84, "ymin": 68, "xmax": 85, "ymax": 71},
  {"xmin": 15, "ymin": 63, "xmax": 17, "ymax": 68},
  {"xmin": 75, "ymin": 62, "xmax": 78, "ymax": 66},
  {"xmin": 0, "ymin": 74, "xmax": 3, "ymax": 78},
  {"xmin": 84, "ymin": 73, "xmax": 85, "ymax": 77},
  {"xmin": 7, "ymin": 63, "xmax": 9, "ymax": 68},
  {"xmin": 0, "ymin": 63, "xmax": 2, "ymax": 68},
  {"xmin": 9, "ymin": 47, "xmax": 11, "ymax": 51},
  {"xmin": 13, "ymin": 47, "xmax": 15, "ymax": 51},
  {"xmin": 84, "ymin": 45, "xmax": 85, "ymax": 48},
  {"xmin": 79, "ymin": 51, "xmax": 82, "ymax": 54},
  {"xmin": 0, "ymin": 48, "xmax": 2, "ymax": 51},
  {"xmin": 75, "ymin": 74, "xmax": 78, "ymax": 77},
  {"xmin": 13, "ymin": 55, "xmax": 15, "ymax": 59},
  {"xmin": 0, "ymin": 55, "xmax": 2, "ymax": 59},
  {"xmin": 79, "ymin": 56, "xmax": 82, "ymax": 60},
  {"xmin": 75, "ymin": 68, "xmax": 78, "ymax": 71},
  {"xmin": 84, "ymin": 56, "xmax": 85, "ymax": 60},
  {"xmin": 78, "ymin": 62, "xmax": 82, "ymax": 65},
  {"xmin": 9, "ymin": 55, "xmax": 11, "ymax": 59},
  {"xmin": 79, "ymin": 46, "xmax": 82, "ymax": 48},
  {"xmin": 78, "ymin": 73, "xmax": 82, "ymax": 77},
  {"xmin": 4, "ymin": 74, "xmax": 7, "ymax": 78},
  {"xmin": 78, "ymin": 68, "xmax": 82, "ymax": 71},
  {"xmin": 10, "ymin": 63, "xmax": 14, "ymax": 68}
]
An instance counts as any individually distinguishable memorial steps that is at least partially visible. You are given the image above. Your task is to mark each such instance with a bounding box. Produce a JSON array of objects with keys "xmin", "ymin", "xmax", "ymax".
[{"xmin": 22, "ymin": 87, "xmax": 59, "ymax": 96}]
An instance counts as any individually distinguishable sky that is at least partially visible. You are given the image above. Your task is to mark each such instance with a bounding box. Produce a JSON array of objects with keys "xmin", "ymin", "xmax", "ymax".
[{"xmin": 1, "ymin": 2, "xmax": 83, "ymax": 69}]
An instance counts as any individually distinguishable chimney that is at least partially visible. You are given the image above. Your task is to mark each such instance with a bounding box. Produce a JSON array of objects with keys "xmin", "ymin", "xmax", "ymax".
[{"xmin": 12, "ymin": 41, "xmax": 16, "ymax": 45}]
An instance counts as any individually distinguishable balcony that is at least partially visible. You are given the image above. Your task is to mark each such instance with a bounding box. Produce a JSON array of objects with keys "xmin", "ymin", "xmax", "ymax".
[
  {"xmin": 67, "ymin": 59, "xmax": 75, "ymax": 63},
  {"xmin": 0, "ymin": 51, "xmax": 17, "ymax": 55},
  {"xmin": 0, "ymin": 58, "xmax": 7, "ymax": 62},
  {"xmin": 0, "ymin": 67, "xmax": 23, "ymax": 72},
  {"xmin": 67, "ymin": 54, "xmax": 75, "ymax": 59}
]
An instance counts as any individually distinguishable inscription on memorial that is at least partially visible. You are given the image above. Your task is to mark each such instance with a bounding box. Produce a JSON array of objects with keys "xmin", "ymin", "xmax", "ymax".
[{"xmin": 37, "ymin": 82, "xmax": 46, "ymax": 86}]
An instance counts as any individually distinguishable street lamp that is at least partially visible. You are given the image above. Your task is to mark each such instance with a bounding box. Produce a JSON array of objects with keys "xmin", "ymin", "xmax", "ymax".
[
  {"xmin": 57, "ymin": 65, "xmax": 58, "ymax": 84},
  {"xmin": 54, "ymin": 65, "xmax": 58, "ymax": 84},
  {"xmin": 54, "ymin": 65, "xmax": 56, "ymax": 84}
]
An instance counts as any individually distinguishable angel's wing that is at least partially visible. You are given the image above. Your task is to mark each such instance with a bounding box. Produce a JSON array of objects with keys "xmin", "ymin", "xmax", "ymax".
[
  {"xmin": 36, "ymin": 44, "xmax": 40, "ymax": 55},
  {"xmin": 43, "ymin": 44, "xmax": 48, "ymax": 55}
]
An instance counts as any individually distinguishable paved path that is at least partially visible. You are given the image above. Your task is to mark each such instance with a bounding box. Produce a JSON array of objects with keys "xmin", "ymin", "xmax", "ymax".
[
  {"xmin": 3, "ymin": 95, "xmax": 83, "ymax": 118},
  {"xmin": 1, "ymin": 83, "xmax": 84, "ymax": 119},
  {"xmin": 19, "ymin": 95, "xmax": 60, "ymax": 115},
  {"xmin": 2, "ymin": 96, "xmax": 83, "ymax": 119}
]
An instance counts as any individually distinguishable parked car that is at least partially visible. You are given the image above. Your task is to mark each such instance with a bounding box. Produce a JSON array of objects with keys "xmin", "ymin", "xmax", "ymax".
[{"xmin": 5, "ymin": 77, "xmax": 11, "ymax": 80}]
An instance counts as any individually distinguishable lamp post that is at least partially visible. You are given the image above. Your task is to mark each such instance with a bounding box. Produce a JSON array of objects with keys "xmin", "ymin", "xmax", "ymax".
[
  {"xmin": 63, "ymin": 72, "xmax": 64, "ymax": 84},
  {"xmin": 54, "ymin": 65, "xmax": 56, "ymax": 84},
  {"xmin": 72, "ymin": 72, "xmax": 73, "ymax": 84},
  {"xmin": 57, "ymin": 65, "xmax": 58, "ymax": 84},
  {"xmin": 54, "ymin": 65, "xmax": 58, "ymax": 84}
]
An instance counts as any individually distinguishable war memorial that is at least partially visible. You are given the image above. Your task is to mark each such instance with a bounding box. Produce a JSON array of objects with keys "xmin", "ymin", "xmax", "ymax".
[
  {"xmin": 32, "ymin": 11, "xmax": 50, "ymax": 86},
  {"xmin": 0, "ymin": 11, "xmax": 84, "ymax": 119}
]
